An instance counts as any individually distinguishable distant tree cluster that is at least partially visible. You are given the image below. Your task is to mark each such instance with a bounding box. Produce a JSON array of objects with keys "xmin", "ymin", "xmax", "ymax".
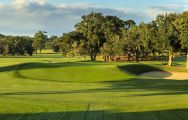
[
  {"xmin": 0, "ymin": 31, "xmax": 48, "ymax": 56},
  {"xmin": 0, "ymin": 11, "xmax": 188, "ymax": 67},
  {"xmin": 0, "ymin": 35, "xmax": 34, "ymax": 56}
]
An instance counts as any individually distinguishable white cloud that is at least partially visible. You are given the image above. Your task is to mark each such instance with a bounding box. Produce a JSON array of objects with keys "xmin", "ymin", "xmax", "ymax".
[
  {"xmin": 60, "ymin": 2, "xmax": 99, "ymax": 9},
  {"xmin": 147, "ymin": 4, "xmax": 187, "ymax": 18},
  {"xmin": 0, "ymin": 0, "xmax": 186, "ymax": 36},
  {"xmin": 12, "ymin": 0, "xmax": 30, "ymax": 8},
  {"xmin": 0, "ymin": 2, "xmax": 4, "ymax": 8}
]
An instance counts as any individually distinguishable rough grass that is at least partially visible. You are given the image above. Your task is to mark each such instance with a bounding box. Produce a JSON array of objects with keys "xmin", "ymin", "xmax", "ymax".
[{"xmin": 0, "ymin": 56, "xmax": 188, "ymax": 120}]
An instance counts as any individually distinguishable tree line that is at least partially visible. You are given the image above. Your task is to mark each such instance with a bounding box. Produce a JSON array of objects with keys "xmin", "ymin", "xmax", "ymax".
[
  {"xmin": 0, "ymin": 11, "xmax": 188, "ymax": 67},
  {"xmin": 0, "ymin": 35, "xmax": 33, "ymax": 56}
]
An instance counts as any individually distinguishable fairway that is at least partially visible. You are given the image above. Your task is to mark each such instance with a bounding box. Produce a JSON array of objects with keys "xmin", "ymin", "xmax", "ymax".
[{"xmin": 0, "ymin": 56, "xmax": 188, "ymax": 120}]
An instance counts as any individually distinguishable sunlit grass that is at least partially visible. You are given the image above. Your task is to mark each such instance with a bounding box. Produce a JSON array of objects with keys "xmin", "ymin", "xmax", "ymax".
[{"xmin": 0, "ymin": 56, "xmax": 187, "ymax": 120}]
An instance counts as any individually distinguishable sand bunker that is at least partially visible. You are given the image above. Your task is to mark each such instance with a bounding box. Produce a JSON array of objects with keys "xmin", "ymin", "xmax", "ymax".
[{"xmin": 140, "ymin": 71, "xmax": 188, "ymax": 80}]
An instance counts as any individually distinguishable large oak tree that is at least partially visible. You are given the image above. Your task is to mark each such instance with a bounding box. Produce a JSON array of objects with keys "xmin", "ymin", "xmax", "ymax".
[
  {"xmin": 75, "ymin": 12, "xmax": 106, "ymax": 61},
  {"xmin": 174, "ymin": 11, "xmax": 188, "ymax": 68}
]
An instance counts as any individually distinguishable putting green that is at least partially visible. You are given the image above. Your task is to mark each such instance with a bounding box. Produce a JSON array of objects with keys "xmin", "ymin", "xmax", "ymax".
[{"xmin": 18, "ymin": 63, "xmax": 131, "ymax": 82}]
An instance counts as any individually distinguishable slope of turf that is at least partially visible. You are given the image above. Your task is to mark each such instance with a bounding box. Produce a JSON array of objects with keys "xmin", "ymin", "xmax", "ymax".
[
  {"xmin": 0, "ymin": 57, "xmax": 188, "ymax": 120},
  {"xmin": 18, "ymin": 62, "xmax": 131, "ymax": 82}
]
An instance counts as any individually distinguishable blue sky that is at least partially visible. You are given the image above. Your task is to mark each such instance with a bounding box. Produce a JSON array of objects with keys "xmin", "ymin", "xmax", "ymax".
[
  {"xmin": 0, "ymin": 0, "xmax": 187, "ymax": 36},
  {"xmin": 2, "ymin": 0, "xmax": 187, "ymax": 9}
]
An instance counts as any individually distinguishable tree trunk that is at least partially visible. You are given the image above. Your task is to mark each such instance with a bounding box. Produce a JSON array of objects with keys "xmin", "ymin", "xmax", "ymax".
[
  {"xmin": 90, "ymin": 53, "xmax": 97, "ymax": 61},
  {"xmin": 40, "ymin": 49, "xmax": 42, "ymax": 54},
  {"xmin": 103, "ymin": 56, "xmax": 106, "ymax": 61},
  {"xmin": 186, "ymin": 48, "xmax": 188, "ymax": 69},
  {"xmin": 104, "ymin": 56, "xmax": 108, "ymax": 62},
  {"xmin": 141, "ymin": 55, "xmax": 144, "ymax": 61},
  {"xmin": 62, "ymin": 51, "xmax": 63, "ymax": 56},
  {"xmin": 66, "ymin": 53, "xmax": 69, "ymax": 58},
  {"xmin": 90, "ymin": 54, "xmax": 94, "ymax": 61},
  {"xmin": 108, "ymin": 56, "xmax": 112, "ymax": 62},
  {"xmin": 106, "ymin": 56, "xmax": 109, "ymax": 62},
  {"xmin": 94, "ymin": 54, "xmax": 97, "ymax": 61},
  {"xmin": 110, "ymin": 56, "xmax": 114, "ymax": 62},
  {"xmin": 134, "ymin": 51, "xmax": 139, "ymax": 62},
  {"xmin": 127, "ymin": 54, "xmax": 130, "ymax": 61},
  {"xmin": 136, "ymin": 55, "xmax": 139, "ymax": 62},
  {"xmin": 152, "ymin": 51, "xmax": 155, "ymax": 57},
  {"xmin": 35, "ymin": 48, "xmax": 37, "ymax": 54},
  {"xmin": 168, "ymin": 51, "xmax": 173, "ymax": 66}
]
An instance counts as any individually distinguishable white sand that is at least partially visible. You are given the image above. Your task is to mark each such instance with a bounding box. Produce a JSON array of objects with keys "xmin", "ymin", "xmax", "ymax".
[{"xmin": 140, "ymin": 71, "xmax": 188, "ymax": 80}]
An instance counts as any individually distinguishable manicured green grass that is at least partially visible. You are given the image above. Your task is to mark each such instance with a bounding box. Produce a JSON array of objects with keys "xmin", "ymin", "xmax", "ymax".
[
  {"xmin": 37, "ymin": 49, "xmax": 58, "ymax": 54},
  {"xmin": 0, "ymin": 56, "xmax": 187, "ymax": 120}
]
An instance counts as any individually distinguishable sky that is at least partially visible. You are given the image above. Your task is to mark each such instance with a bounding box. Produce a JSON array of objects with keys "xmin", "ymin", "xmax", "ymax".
[{"xmin": 0, "ymin": 0, "xmax": 188, "ymax": 36}]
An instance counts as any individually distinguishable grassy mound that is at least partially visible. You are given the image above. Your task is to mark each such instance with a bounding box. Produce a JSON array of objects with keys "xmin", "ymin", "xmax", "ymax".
[
  {"xmin": 17, "ymin": 63, "xmax": 163, "ymax": 82},
  {"xmin": 17, "ymin": 62, "xmax": 130, "ymax": 82}
]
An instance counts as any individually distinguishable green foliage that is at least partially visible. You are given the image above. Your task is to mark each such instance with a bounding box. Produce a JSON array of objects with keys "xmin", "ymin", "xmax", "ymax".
[
  {"xmin": 49, "ymin": 36, "xmax": 60, "ymax": 53},
  {"xmin": 58, "ymin": 31, "xmax": 83, "ymax": 57},
  {"xmin": 156, "ymin": 14, "xmax": 180, "ymax": 52},
  {"xmin": 0, "ymin": 36, "xmax": 34, "ymax": 56},
  {"xmin": 124, "ymin": 20, "xmax": 136, "ymax": 30},
  {"xmin": 33, "ymin": 31, "xmax": 48, "ymax": 54},
  {"xmin": 174, "ymin": 11, "xmax": 188, "ymax": 49},
  {"xmin": 174, "ymin": 11, "xmax": 188, "ymax": 68},
  {"xmin": 100, "ymin": 16, "xmax": 125, "ymax": 61},
  {"xmin": 76, "ymin": 12, "xmax": 106, "ymax": 61},
  {"xmin": 156, "ymin": 13, "xmax": 181, "ymax": 66}
]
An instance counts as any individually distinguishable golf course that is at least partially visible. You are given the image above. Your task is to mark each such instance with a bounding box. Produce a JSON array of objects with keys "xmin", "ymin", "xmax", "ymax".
[
  {"xmin": 0, "ymin": 55, "xmax": 188, "ymax": 120},
  {"xmin": 1, "ymin": 1, "xmax": 188, "ymax": 119}
]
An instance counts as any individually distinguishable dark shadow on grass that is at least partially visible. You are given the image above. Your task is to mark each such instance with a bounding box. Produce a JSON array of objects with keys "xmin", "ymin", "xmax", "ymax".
[
  {"xmin": 76, "ymin": 60, "xmax": 106, "ymax": 63},
  {"xmin": 0, "ymin": 55, "xmax": 63, "ymax": 58},
  {"xmin": 1, "ymin": 108, "xmax": 188, "ymax": 120},
  {"xmin": 118, "ymin": 64, "xmax": 174, "ymax": 79},
  {"xmin": 105, "ymin": 77, "xmax": 188, "ymax": 96},
  {"xmin": 0, "ymin": 62, "xmax": 111, "ymax": 73},
  {"xmin": 128, "ymin": 91, "xmax": 188, "ymax": 97},
  {"xmin": 118, "ymin": 64, "xmax": 164, "ymax": 75},
  {"xmin": 1, "ymin": 77, "xmax": 188, "ymax": 97},
  {"xmin": 0, "ymin": 90, "xmax": 93, "ymax": 96}
]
